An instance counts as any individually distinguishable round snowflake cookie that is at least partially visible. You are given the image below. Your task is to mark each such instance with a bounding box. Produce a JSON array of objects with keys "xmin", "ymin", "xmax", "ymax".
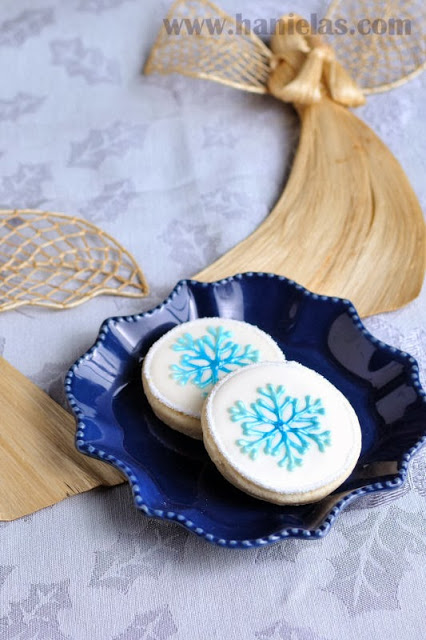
[
  {"xmin": 142, "ymin": 318, "xmax": 285, "ymax": 439},
  {"xmin": 201, "ymin": 361, "xmax": 362, "ymax": 505}
]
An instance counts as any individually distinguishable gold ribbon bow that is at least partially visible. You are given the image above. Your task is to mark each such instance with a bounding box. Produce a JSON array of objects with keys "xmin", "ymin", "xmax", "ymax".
[
  {"xmin": 267, "ymin": 20, "xmax": 365, "ymax": 107},
  {"xmin": 145, "ymin": 6, "xmax": 366, "ymax": 107},
  {"xmin": 146, "ymin": 0, "xmax": 425, "ymax": 317}
]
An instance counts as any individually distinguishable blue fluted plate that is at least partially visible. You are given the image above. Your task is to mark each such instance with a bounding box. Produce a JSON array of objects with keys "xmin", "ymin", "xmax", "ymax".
[{"xmin": 65, "ymin": 274, "xmax": 426, "ymax": 548}]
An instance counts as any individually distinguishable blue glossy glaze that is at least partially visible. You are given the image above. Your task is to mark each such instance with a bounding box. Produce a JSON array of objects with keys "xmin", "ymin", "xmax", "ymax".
[{"xmin": 65, "ymin": 273, "xmax": 426, "ymax": 548}]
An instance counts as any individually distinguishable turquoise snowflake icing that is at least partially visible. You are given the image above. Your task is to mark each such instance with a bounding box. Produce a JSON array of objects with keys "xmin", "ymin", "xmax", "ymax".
[
  {"xmin": 170, "ymin": 326, "xmax": 259, "ymax": 390},
  {"xmin": 229, "ymin": 384, "xmax": 331, "ymax": 471}
]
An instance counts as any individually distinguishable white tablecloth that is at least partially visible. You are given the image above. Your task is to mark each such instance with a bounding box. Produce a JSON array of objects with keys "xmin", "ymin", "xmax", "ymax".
[{"xmin": 0, "ymin": 1, "xmax": 425, "ymax": 638}]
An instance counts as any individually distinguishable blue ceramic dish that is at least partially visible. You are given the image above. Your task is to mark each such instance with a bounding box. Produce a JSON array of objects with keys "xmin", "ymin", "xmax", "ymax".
[{"xmin": 65, "ymin": 273, "xmax": 426, "ymax": 548}]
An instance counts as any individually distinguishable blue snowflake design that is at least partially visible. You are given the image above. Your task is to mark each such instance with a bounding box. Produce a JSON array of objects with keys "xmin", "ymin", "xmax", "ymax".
[
  {"xmin": 170, "ymin": 326, "xmax": 259, "ymax": 390},
  {"xmin": 229, "ymin": 384, "xmax": 331, "ymax": 471}
]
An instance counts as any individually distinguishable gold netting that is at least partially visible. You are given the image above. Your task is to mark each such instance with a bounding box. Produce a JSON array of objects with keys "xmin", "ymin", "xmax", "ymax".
[
  {"xmin": 144, "ymin": 0, "xmax": 271, "ymax": 93},
  {"xmin": 146, "ymin": 1, "xmax": 426, "ymax": 317},
  {"xmin": 146, "ymin": 0, "xmax": 426, "ymax": 95},
  {"xmin": 0, "ymin": 210, "xmax": 148, "ymax": 312},
  {"xmin": 326, "ymin": 0, "xmax": 426, "ymax": 93}
]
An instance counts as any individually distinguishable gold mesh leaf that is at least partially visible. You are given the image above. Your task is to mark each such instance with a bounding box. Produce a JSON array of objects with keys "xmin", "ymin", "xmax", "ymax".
[
  {"xmin": 0, "ymin": 210, "xmax": 148, "ymax": 312},
  {"xmin": 325, "ymin": 0, "xmax": 426, "ymax": 93},
  {"xmin": 145, "ymin": 0, "xmax": 272, "ymax": 93}
]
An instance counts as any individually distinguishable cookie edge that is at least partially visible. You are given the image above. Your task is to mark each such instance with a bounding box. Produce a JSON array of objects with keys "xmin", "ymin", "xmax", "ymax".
[
  {"xmin": 142, "ymin": 317, "xmax": 286, "ymax": 419},
  {"xmin": 201, "ymin": 361, "xmax": 362, "ymax": 505}
]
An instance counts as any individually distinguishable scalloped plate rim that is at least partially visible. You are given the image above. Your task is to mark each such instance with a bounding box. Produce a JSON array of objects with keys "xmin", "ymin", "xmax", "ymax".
[{"xmin": 64, "ymin": 272, "xmax": 426, "ymax": 548}]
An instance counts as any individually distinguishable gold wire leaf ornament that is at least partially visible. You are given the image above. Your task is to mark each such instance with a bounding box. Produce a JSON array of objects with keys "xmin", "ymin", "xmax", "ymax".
[
  {"xmin": 144, "ymin": 0, "xmax": 272, "ymax": 93},
  {"xmin": 146, "ymin": 0, "xmax": 426, "ymax": 318},
  {"xmin": 325, "ymin": 0, "xmax": 426, "ymax": 93},
  {"xmin": 0, "ymin": 210, "xmax": 148, "ymax": 312}
]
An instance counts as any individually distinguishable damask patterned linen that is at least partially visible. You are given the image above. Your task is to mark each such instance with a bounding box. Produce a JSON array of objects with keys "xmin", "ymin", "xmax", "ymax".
[{"xmin": 0, "ymin": 1, "xmax": 425, "ymax": 638}]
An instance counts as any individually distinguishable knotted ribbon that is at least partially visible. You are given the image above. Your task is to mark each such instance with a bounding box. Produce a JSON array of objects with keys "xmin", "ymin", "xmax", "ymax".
[
  {"xmin": 267, "ymin": 17, "xmax": 365, "ymax": 107},
  {"xmin": 145, "ymin": 0, "xmax": 425, "ymax": 319}
]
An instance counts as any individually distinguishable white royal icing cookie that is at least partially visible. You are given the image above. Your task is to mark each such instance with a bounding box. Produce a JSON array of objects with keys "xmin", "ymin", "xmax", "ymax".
[
  {"xmin": 202, "ymin": 361, "xmax": 362, "ymax": 505},
  {"xmin": 142, "ymin": 318, "xmax": 286, "ymax": 439}
]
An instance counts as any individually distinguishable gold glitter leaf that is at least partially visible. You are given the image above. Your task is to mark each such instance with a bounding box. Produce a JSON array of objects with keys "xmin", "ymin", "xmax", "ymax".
[{"xmin": 0, "ymin": 209, "xmax": 148, "ymax": 312}]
